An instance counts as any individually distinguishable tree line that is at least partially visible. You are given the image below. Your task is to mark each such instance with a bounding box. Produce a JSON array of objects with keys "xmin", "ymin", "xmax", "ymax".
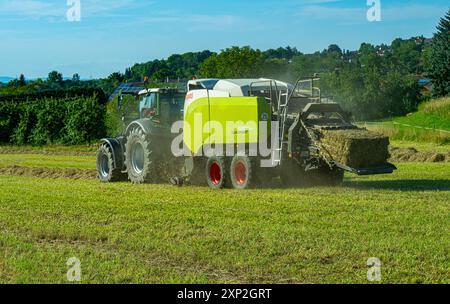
[{"xmin": 1, "ymin": 9, "xmax": 448, "ymax": 121}]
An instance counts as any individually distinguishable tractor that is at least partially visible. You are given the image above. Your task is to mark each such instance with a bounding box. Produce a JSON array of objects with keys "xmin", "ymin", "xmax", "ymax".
[
  {"xmin": 96, "ymin": 78, "xmax": 396, "ymax": 189},
  {"xmin": 96, "ymin": 86, "xmax": 186, "ymax": 184}
]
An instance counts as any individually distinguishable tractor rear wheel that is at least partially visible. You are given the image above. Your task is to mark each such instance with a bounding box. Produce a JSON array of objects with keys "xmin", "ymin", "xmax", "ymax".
[
  {"xmin": 125, "ymin": 128, "xmax": 154, "ymax": 184},
  {"xmin": 205, "ymin": 156, "xmax": 228, "ymax": 189},
  {"xmin": 96, "ymin": 143, "xmax": 124, "ymax": 182},
  {"xmin": 230, "ymin": 155, "xmax": 257, "ymax": 189}
]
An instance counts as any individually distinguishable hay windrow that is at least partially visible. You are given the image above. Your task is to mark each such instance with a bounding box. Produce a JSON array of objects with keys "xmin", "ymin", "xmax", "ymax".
[
  {"xmin": 389, "ymin": 147, "xmax": 449, "ymax": 163},
  {"xmin": 0, "ymin": 166, "xmax": 97, "ymax": 180},
  {"xmin": 0, "ymin": 148, "xmax": 95, "ymax": 157},
  {"xmin": 314, "ymin": 128, "xmax": 390, "ymax": 168}
]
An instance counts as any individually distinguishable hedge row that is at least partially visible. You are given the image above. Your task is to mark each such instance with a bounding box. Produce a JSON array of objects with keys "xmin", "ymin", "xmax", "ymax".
[
  {"xmin": 0, "ymin": 89, "xmax": 107, "ymax": 145},
  {"xmin": 0, "ymin": 88, "xmax": 107, "ymax": 104}
]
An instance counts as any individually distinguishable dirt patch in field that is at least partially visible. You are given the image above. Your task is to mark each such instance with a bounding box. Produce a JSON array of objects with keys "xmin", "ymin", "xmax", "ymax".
[
  {"xmin": 389, "ymin": 147, "xmax": 450, "ymax": 163},
  {"xmin": 0, "ymin": 165, "xmax": 97, "ymax": 180}
]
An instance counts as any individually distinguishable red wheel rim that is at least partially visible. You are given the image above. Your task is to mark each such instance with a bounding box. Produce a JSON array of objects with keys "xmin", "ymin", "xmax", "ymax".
[
  {"xmin": 210, "ymin": 162, "xmax": 222, "ymax": 185},
  {"xmin": 234, "ymin": 161, "xmax": 247, "ymax": 185}
]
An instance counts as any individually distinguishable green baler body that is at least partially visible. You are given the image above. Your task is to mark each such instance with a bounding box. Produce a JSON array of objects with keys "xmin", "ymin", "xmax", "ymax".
[{"xmin": 183, "ymin": 96, "xmax": 271, "ymax": 155}]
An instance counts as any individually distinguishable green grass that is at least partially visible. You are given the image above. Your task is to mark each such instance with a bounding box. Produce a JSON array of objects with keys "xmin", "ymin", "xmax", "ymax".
[
  {"xmin": 0, "ymin": 163, "xmax": 449, "ymax": 284},
  {"xmin": 395, "ymin": 97, "xmax": 450, "ymax": 131},
  {"xmin": 360, "ymin": 97, "xmax": 450, "ymax": 145},
  {"xmin": 0, "ymin": 154, "xmax": 96, "ymax": 169}
]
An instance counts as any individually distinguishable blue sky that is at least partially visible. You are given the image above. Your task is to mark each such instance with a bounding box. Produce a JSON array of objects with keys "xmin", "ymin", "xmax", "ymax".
[{"xmin": 0, "ymin": 0, "xmax": 448, "ymax": 79}]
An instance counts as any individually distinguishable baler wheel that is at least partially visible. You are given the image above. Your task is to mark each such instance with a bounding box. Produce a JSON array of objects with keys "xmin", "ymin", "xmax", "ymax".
[
  {"xmin": 205, "ymin": 156, "xmax": 228, "ymax": 189},
  {"xmin": 230, "ymin": 155, "xmax": 256, "ymax": 189}
]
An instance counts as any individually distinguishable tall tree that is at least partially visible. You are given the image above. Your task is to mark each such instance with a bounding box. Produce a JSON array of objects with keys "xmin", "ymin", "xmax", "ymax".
[
  {"xmin": 18, "ymin": 74, "xmax": 26, "ymax": 86},
  {"xmin": 48, "ymin": 71, "xmax": 63, "ymax": 83},
  {"xmin": 428, "ymin": 9, "xmax": 450, "ymax": 97},
  {"xmin": 107, "ymin": 72, "xmax": 125, "ymax": 86},
  {"xmin": 72, "ymin": 73, "xmax": 80, "ymax": 82},
  {"xmin": 199, "ymin": 46, "xmax": 264, "ymax": 78},
  {"xmin": 327, "ymin": 44, "xmax": 342, "ymax": 55}
]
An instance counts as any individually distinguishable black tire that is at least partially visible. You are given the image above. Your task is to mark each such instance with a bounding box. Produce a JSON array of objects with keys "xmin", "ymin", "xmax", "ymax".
[
  {"xmin": 205, "ymin": 156, "xmax": 228, "ymax": 189},
  {"xmin": 230, "ymin": 155, "xmax": 257, "ymax": 189},
  {"xmin": 96, "ymin": 143, "xmax": 124, "ymax": 182},
  {"xmin": 125, "ymin": 128, "xmax": 154, "ymax": 184}
]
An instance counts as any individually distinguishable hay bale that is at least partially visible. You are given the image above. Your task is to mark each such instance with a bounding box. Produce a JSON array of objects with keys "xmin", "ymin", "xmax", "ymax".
[{"xmin": 316, "ymin": 128, "xmax": 390, "ymax": 168}]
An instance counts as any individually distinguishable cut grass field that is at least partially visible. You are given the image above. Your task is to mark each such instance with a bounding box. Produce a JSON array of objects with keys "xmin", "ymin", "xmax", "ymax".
[{"xmin": 0, "ymin": 151, "xmax": 449, "ymax": 283}]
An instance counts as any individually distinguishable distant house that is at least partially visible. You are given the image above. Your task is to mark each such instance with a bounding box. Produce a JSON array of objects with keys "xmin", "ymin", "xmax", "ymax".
[
  {"xmin": 417, "ymin": 78, "xmax": 433, "ymax": 96},
  {"xmin": 415, "ymin": 37, "xmax": 433, "ymax": 45},
  {"xmin": 376, "ymin": 48, "xmax": 386, "ymax": 57}
]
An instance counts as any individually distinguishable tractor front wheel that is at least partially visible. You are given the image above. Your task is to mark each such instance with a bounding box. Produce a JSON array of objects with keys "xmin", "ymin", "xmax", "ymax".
[
  {"xmin": 96, "ymin": 143, "xmax": 124, "ymax": 182},
  {"xmin": 125, "ymin": 128, "xmax": 154, "ymax": 184}
]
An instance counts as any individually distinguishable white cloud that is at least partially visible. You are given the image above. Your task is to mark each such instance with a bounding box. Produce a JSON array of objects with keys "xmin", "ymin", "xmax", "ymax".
[
  {"xmin": 298, "ymin": 5, "xmax": 364, "ymax": 21},
  {"xmin": 82, "ymin": 0, "xmax": 140, "ymax": 16},
  {"xmin": 300, "ymin": 0, "xmax": 342, "ymax": 4},
  {"xmin": 382, "ymin": 4, "xmax": 448, "ymax": 21},
  {"xmin": 0, "ymin": 0, "xmax": 141, "ymax": 19},
  {"xmin": 136, "ymin": 12, "xmax": 240, "ymax": 28},
  {"xmin": 0, "ymin": 0, "xmax": 63, "ymax": 18},
  {"xmin": 297, "ymin": 3, "xmax": 447, "ymax": 22}
]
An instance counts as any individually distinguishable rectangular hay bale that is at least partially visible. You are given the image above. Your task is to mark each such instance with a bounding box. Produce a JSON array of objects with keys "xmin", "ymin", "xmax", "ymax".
[{"xmin": 316, "ymin": 128, "xmax": 390, "ymax": 168}]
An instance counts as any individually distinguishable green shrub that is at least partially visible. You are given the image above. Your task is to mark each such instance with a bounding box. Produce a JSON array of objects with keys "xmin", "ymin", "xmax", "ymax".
[
  {"xmin": 106, "ymin": 95, "xmax": 139, "ymax": 137},
  {"xmin": 63, "ymin": 95, "xmax": 106, "ymax": 144},
  {"xmin": 0, "ymin": 89, "xmax": 107, "ymax": 145}
]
